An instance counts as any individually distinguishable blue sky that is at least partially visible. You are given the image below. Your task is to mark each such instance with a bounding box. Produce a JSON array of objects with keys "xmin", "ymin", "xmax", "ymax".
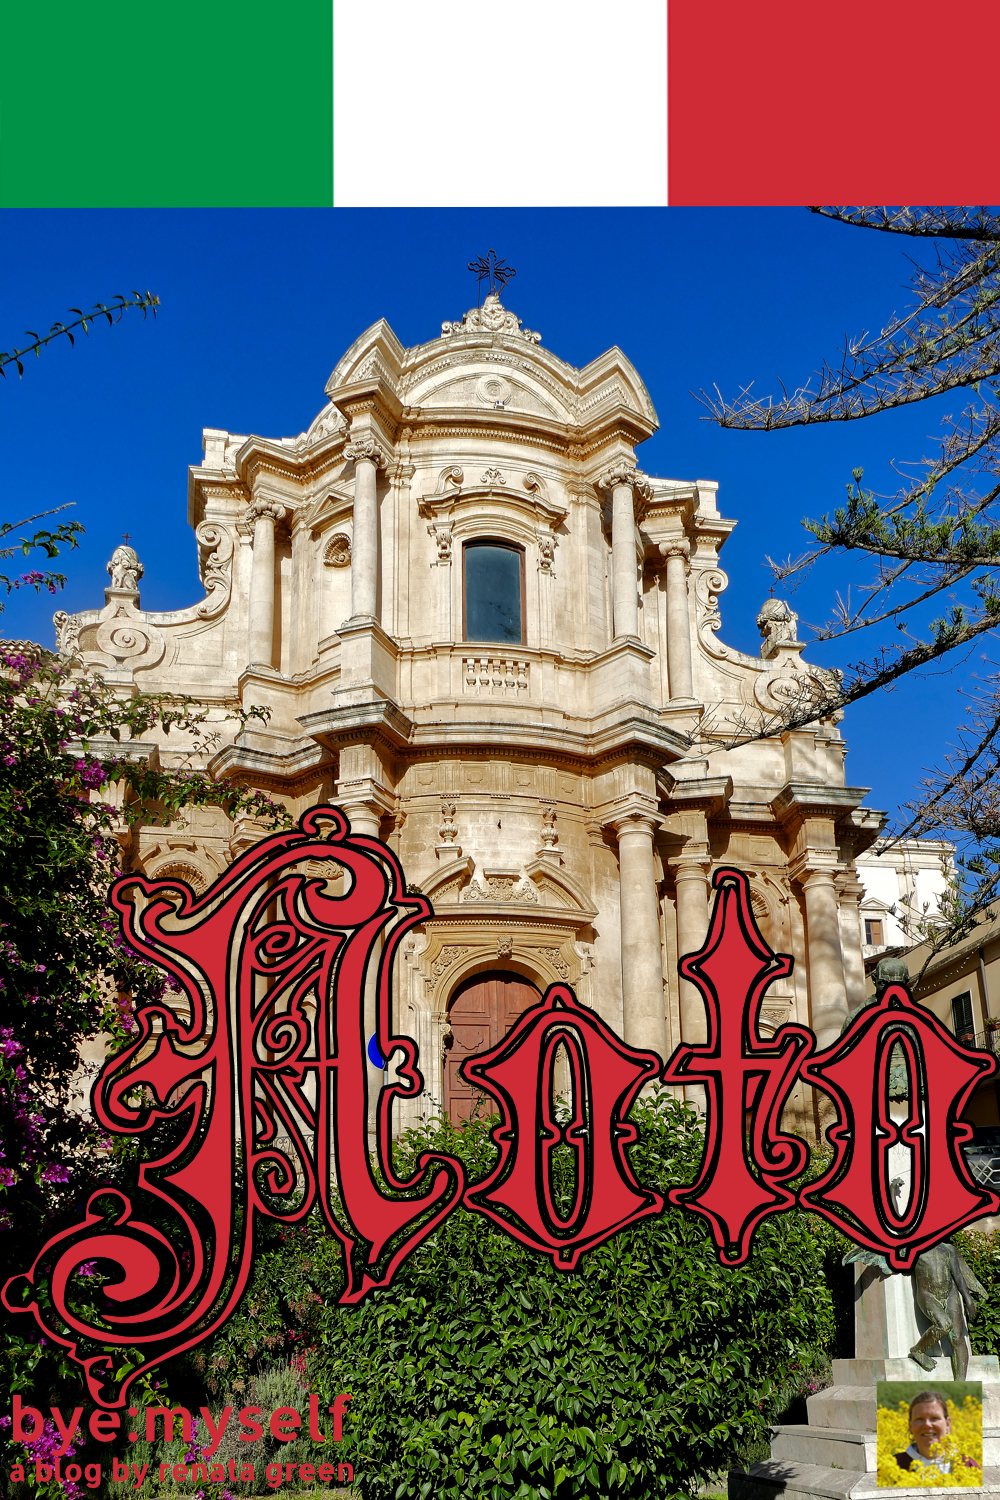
[{"xmin": 0, "ymin": 207, "xmax": 982, "ymax": 831}]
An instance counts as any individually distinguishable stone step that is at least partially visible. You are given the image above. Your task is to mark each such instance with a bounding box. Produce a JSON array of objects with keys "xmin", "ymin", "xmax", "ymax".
[
  {"xmin": 851, "ymin": 1470, "xmax": 1000, "ymax": 1499},
  {"xmin": 806, "ymin": 1388, "xmax": 875, "ymax": 1431},
  {"xmin": 832, "ymin": 1356, "xmax": 1000, "ymax": 1385},
  {"xmin": 730, "ymin": 1462, "xmax": 1000, "ymax": 1500},
  {"xmin": 808, "ymin": 1381, "xmax": 1000, "ymax": 1432},
  {"xmin": 729, "ymin": 1460, "xmax": 858, "ymax": 1500},
  {"xmin": 768, "ymin": 1424, "xmax": 1000, "ymax": 1470},
  {"xmin": 769, "ymin": 1426, "xmax": 873, "ymax": 1473}
]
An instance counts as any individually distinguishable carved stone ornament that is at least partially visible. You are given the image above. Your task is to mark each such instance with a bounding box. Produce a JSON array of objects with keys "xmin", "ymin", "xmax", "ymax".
[
  {"xmin": 695, "ymin": 568, "xmax": 729, "ymax": 654},
  {"xmin": 539, "ymin": 804, "xmax": 559, "ymax": 851},
  {"xmin": 757, "ymin": 597, "xmax": 800, "ymax": 658},
  {"xmin": 438, "ymin": 799, "xmax": 459, "ymax": 845},
  {"xmin": 94, "ymin": 597, "xmax": 166, "ymax": 673},
  {"xmin": 476, "ymin": 373, "xmax": 512, "ymax": 408},
  {"xmin": 537, "ymin": 945, "xmax": 570, "ymax": 979},
  {"xmin": 194, "ymin": 522, "xmax": 235, "ymax": 618},
  {"xmin": 481, "ymin": 467, "xmax": 506, "ymax": 486},
  {"xmin": 432, "ymin": 944, "xmax": 465, "ymax": 979},
  {"xmin": 243, "ymin": 500, "xmax": 286, "ymax": 528},
  {"xmin": 536, "ymin": 530, "xmax": 557, "ymax": 574},
  {"xmin": 344, "ymin": 437, "xmax": 387, "ymax": 469},
  {"xmin": 305, "ymin": 406, "xmax": 342, "ymax": 447},
  {"xmin": 323, "ymin": 533, "xmax": 352, "ymax": 568},
  {"xmin": 496, "ymin": 936, "xmax": 513, "ymax": 959},
  {"xmin": 52, "ymin": 609, "xmax": 81, "ymax": 656},
  {"xmin": 597, "ymin": 464, "xmax": 653, "ymax": 504},
  {"xmin": 428, "ymin": 522, "xmax": 453, "ymax": 563},
  {"xmin": 658, "ymin": 539, "xmax": 691, "ymax": 564},
  {"xmin": 754, "ymin": 657, "xmax": 843, "ymax": 719},
  {"xmin": 107, "ymin": 545, "xmax": 143, "ymax": 594},
  {"xmin": 461, "ymin": 871, "xmax": 539, "ymax": 905},
  {"xmin": 150, "ymin": 860, "xmax": 207, "ymax": 895},
  {"xmin": 440, "ymin": 294, "xmax": 541, "ymax": 344}
]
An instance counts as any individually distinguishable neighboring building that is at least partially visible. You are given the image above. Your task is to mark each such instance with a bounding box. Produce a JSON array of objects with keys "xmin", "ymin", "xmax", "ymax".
[
  {"xmin": 866, "ymin": 905, "xmax": 1000, "ymax": 1134},
  {"xmin": 855, "ymin": 836, "xmax": 954, "ymax": 955},
  {"xmin": 54, "ymin": 293, "xmax": 885, "ymax": 1136}
]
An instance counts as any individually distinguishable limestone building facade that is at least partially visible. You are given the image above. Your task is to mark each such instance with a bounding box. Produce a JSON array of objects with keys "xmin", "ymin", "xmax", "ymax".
[{"xmin": 55, "ymin": 294, "xmax": 883, "ymax": 1133}]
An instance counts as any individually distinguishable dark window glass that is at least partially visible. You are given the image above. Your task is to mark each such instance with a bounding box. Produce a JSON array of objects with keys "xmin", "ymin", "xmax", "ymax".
[
  {"xmin": 952, "ymin": 990, "xmax": 974, "ymax": 1039},
  {"xmin": 465, "ymin": 543, "xmax": 523, "ymax": 644},
  {"xmin": 864, "ymin": 919, "xmax": 883, "ymax": 946}
]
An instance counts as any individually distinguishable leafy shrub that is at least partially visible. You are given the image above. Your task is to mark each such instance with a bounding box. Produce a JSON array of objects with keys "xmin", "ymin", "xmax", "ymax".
[
  {"xmin": 307, "ymin": 1093, "xmax": 838, "ymax": 1500},
  {"xmin": 124, "ymin": 1366, "xmax": 323, "ymax": 1500},
  {"xmin": 955, "ymin": 1228, "xmax": 1000, "ymax": 1355}
]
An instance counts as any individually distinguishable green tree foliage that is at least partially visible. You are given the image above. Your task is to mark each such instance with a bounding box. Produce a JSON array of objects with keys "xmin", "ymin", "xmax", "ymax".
[
  {"xmin": 0, "ymin": 293, "xmax": 159, "ymax": 380},
  {"xmin": 303, "ymin": 1099, "xmax": 838, "ymax": 1500},
  {"xmin": 0, "ymin": 639, "xmax": 289, "ymax": 1480},
  {"xmin": 955, "ymin": 1228, "xmax": 1000, "ymax": 1356},
  {"xmin": 704, "ymin": 207, "xmax": 1000, "ymax": 949}
]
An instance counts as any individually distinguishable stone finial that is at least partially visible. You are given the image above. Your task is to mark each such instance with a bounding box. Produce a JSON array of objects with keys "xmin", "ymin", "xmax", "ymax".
[
  {"xmin": 440, "ymin": 294, "xmax": 541, "ymax": 345},
  {"xmin": 756, "ymin": 596, "xmax": 800, "ymax": 658},
  {"xmin": 106, "ymin": 544, "xmax": 143, "ymax": 595}
]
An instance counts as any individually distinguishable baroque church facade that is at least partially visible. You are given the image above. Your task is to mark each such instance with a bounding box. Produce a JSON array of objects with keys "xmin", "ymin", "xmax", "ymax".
[{"xmin": 55, "ymin": 293, "xmax": 883, "ymax": 1133}]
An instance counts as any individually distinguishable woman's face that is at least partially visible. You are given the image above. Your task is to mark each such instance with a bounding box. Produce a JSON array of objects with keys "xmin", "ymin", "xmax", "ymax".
[{"xmin": 909, "ymin": 1400, "xmax": 950, "ymax": 1457}]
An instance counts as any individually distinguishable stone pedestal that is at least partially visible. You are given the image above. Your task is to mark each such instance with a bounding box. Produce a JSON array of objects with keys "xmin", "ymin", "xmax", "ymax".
[{"xmin": 730, "ymin": 1267, "xmax": 1000, "ymax": 1500}]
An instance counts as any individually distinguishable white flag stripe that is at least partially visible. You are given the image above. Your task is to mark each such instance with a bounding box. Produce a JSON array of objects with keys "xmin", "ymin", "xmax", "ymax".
[{"xmin": 333, "ymin": 0, "xmax": 667, "ymax": 207}]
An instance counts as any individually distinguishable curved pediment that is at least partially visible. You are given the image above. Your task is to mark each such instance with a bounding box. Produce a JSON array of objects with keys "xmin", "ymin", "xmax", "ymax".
[
  {"xmin": 410, "ymin": 368, "xmax": 569, "ymax": 422},
  {"xmin": 418, "ymin": 855, "xmax": 596, "ymax": 923},
  {"xmin": 324, "ymin": 318, "xmax": 406, "ymax": 397}
]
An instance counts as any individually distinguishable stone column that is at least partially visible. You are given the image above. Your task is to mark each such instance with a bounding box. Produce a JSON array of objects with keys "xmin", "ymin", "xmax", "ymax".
[
  {"xmin": 838, "ymin": 873, "xmax": 868, "ymax": 1013},
  {"xmin": 345, "ymin": 438, "xmax": 386, "ymax": 622},
  {"xmin": 659, "ymin": 540, "xmax": 694, "ymax": 701},
  {"xmin": 598, "ymin": 464, "xmax": 652, "ymax": 640},
  {"xmin": 245, "ymin": 500, "xmax": 285, "ymax": 668},
  {"xmin": 799, "ymin": 866, "xmax": 849, "ymax": 1045},
  {"xmin": 613, "ymin": 811, "xmax": 667, "ymax": 1059},
  {"xmin": 673, "ymin": 851, "xmax": 711, "ymax": 1044}
]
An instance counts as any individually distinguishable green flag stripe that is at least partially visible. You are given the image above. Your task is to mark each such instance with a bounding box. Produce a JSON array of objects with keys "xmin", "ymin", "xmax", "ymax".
[{"xmin": 0, "ymin": 0, "xmax": 333, "ymax": 207}]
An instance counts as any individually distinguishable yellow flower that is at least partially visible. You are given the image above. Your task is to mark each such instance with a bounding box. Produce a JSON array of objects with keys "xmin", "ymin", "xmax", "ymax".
[{"xmin": 875, "ymin": 1398, "xmax": 982, "ymax": 1487}]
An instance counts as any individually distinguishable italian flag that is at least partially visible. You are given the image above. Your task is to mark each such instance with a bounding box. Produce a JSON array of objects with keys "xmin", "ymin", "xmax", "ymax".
[{"xmin": 0, "ymin": 0, "xmax": 996, "ymax": 207}]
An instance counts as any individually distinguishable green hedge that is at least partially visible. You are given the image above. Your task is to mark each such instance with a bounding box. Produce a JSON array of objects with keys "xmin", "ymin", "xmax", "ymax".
[
  {"xmin": 956, "ymin": 1228, "xmax": 1000, "ymax": 1355},
  {"xmin": 306, "ymin": 1093, "xmax": 838, "ymax": 1500}
]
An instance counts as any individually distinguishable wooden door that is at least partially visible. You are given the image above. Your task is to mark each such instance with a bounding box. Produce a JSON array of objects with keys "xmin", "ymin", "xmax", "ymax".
[{"xmin": 444, "ymin": 970, "xmax": 541, "ymax": 1123}]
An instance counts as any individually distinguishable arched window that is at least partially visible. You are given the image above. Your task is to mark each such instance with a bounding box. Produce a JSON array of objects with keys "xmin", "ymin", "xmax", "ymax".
[{"xmin": 463, "ymin": 541, "xmax": 524, "ymax": 644}]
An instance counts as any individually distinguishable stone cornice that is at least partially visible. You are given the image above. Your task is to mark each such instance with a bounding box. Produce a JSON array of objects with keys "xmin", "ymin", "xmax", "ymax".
[
  {"xmin": 298, "ymin": 698, "xmax": 415, "ymax": 755},
  {"xmin": 659, "ymin": 770, "xmax": 733, "ymax": 816},
  {"xmin": 787, "ymin": 849, "xmax": 845, "ymax": 886},
  {"xmin": 301, "ymin": 704, "xmax": 691, "ymax": 772},
  {"xmin": 398, "ymin": 402, "xmax": 655, "ymax": 455},
  {"xmin": 207, "ymin": 735, "xmax": 330, "ymax": 785},
  {"xmin": 418, "ymin": 472, "xmax": 568, "ymax": 529},
  {"xmin": 770, "ymin": 782, "xmax": 871, "ymax": 824}
]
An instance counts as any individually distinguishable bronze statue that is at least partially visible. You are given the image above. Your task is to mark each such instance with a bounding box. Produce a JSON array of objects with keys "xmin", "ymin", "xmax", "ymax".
[{"xmin": 909, "ymin": 1240, "xmax": 987, "ymax": 1380}]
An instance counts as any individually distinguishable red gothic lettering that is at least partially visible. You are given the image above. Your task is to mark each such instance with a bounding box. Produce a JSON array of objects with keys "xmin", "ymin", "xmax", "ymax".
[
  {"xmin": 798, "ymin": 986, "xmax": 999, "ymax": 1268},
  {"xmin": 661, "ymin": 868, "xmax": 814, "ymax": 1265},
  {"xmin": 461, "ymin": 987, "xmax": 663, "ymax": 1267},
  {"xmin": 1, "ymin": 807, "xmax": 465, "ymax": 1407}
]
